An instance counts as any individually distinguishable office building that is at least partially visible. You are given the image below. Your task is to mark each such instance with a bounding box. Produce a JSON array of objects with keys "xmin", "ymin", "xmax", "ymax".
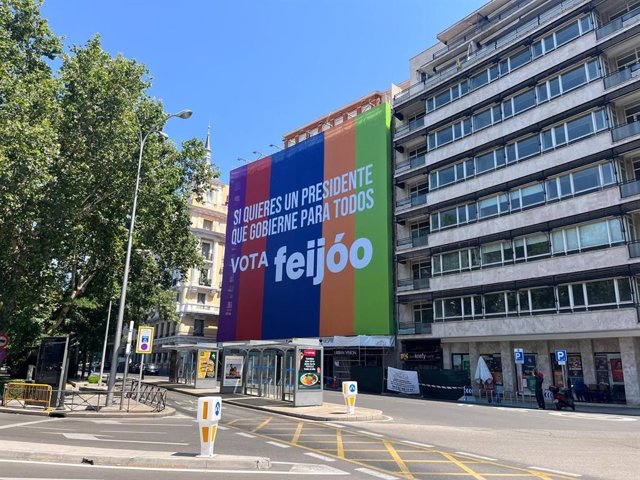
[{"xmin": 392, "ymin": 0, "xmax": 640, "ymax": 404}]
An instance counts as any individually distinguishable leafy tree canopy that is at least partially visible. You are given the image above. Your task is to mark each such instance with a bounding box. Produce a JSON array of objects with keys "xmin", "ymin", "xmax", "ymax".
[{"xmin": 0, "ymin": 1, "xmax": 218, "ymax": 363}]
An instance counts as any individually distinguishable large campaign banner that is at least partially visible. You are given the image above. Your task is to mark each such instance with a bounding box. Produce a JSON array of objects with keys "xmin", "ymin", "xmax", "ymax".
[{"xmin": 218, "ymin": 104, "xmax": 392, "ymax": 341}]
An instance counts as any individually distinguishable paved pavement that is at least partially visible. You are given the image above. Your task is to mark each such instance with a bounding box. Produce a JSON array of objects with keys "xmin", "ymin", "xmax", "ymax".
[{"xmin": 1, "ymin": 377, "xmax": 639, "ymax": 475}]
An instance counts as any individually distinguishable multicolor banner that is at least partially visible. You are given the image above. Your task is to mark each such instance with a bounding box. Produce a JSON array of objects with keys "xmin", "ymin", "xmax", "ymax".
[{"xmin": 218, "ymin": 104, "xmax": 392, "ymax": 341}]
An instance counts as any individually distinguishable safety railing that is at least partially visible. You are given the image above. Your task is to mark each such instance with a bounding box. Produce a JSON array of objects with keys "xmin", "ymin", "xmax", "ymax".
[
  {"xmin": 619, "ymin": 178, "xmax": 640, "ymax": 198},
  {"xmin": 397, "ymin": 277, "xmax": 430, "ymax": 291},
  {"xmin": 2, "ymin": 382, "xmax": 52, "ymax": 410},
  {"xmin": 596, "ymin": 6, "xmax": 640, "ymax": 39},
  {"xmin": 612, "ymin": 121, "xmax": 640, "ymax": 142},
  {"xmin": 396, "ymin": 234, "xmax": 429, "ymax": 250},
  {"xmin": 603, "ymin": 63, "xmax": 640, "ymax": 90},
  {"xmin": 628, "ymin": 240, "xmax": 640, "ymax": 258},
  {"xmin": 395, "ymin": 193, "xmax": 428, "ymax": 210},
  {"xmin": 1, "ymin": 380, "xmax": 167, "ymax": 412}
]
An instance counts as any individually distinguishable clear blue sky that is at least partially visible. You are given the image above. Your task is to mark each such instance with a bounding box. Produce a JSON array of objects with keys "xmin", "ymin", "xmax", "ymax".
[{"xmin": 41, "ymin": 0, "xmax": 486, "ymax": 182}]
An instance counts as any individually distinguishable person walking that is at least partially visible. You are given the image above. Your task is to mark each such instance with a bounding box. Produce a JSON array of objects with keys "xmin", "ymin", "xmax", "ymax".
[{"xmin": 533, "ymin": 368, "xmax": 545, "ymax": 409}]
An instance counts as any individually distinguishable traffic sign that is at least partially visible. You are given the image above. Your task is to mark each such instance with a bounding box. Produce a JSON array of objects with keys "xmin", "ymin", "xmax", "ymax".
[
  {"xmin": 556, "ymin": 349, "xmax": 567, "ymax": 365},
  {"xmin": 0, "ymin": 333, "xmax": 9, "ymax": 349},
  {"xmin": 135, "ymin": 326, "xmax": 155, "ymax": 354},
  {"xmin": 514, "ymin": 348, "xmax": 524, "ymax": 364}
]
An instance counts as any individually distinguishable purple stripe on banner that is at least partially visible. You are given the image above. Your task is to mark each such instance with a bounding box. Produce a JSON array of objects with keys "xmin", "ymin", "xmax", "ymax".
[{"xmin": 218, "ymin": 165, "xmax": 248, "ymax": 341}]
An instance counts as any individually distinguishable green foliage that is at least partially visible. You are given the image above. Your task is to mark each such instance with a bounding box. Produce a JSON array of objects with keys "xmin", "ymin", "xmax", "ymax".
[{"xmin": 0, "ymin": 2, "xmax": 219, "ymax": 361}]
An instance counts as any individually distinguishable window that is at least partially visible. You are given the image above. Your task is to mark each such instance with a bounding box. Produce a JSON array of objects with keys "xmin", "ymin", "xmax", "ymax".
[
  {"xmin": 552, "ymin": 218, "xmax": 625, "ymax": 254},
  {"xmin": 203, "ymin": 219, "xmax": 213, "ymax": 230},
  {"xmin": 197, "ymin": 293, "xmax": 206, "ymax": 304},
  {"xmin": 413, "ymin": 303, "xmax": 433, "ymax": 323},
  {"xmin": 194, "ymin": 319, "xmax": 205, "ymax": 336}
]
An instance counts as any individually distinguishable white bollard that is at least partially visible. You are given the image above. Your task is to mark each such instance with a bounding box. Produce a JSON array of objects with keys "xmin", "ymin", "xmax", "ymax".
[
  {"xmin": 197, "ymin": 396, "xmax": 222, "ymax": 457},
  {"xmin": 342, "ymin": 381, "xmax": 358, "ymax": 415}
]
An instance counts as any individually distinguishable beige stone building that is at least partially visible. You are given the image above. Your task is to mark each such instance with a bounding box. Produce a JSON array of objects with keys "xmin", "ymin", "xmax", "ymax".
[{"xmin": 150, "ymin": 129, "xmax": 228, "ymax": 372}]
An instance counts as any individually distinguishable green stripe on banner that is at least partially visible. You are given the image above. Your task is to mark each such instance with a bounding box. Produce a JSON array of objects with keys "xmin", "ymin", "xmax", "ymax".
[{"xmin": 354, "ymin": 104, "xmax": 393, "ymax": 335}]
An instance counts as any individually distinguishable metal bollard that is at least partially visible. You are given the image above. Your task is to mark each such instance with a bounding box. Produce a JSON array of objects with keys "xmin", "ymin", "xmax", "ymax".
[
  {"xmin": 342, "ymin": 381, "xmax": 358, "ymax": 415},
  {"xmin": 197, "ymin": 396, "xmax": 222, "ymax": 457}
]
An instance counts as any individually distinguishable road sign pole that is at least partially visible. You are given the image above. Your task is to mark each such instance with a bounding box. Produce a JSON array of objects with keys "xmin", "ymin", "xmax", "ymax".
[{"xmin": 136, "ymin": 355, "xmax": 144, "ymax": 402}]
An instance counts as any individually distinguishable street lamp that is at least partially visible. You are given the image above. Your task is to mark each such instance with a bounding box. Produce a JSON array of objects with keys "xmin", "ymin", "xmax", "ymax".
[
  {"xmin": 252, "ymin": 150, "xmax": 265, "ymax": 159},
  {"xmin": 269, "ymin": 144, "xmax": 282, "ymax": 151},
  {"xmin": 106, "ymin": 109, "xmax": 192, "ymax": 406},
  {"xmin": 237, "ymin": 157, "xmax": 249, "ymax": 163}
]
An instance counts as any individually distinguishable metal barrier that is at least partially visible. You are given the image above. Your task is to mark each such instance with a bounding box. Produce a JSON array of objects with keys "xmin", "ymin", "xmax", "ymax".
[{"xmin": 2, "ymin": 382, "xmax": 52, "ymax": 410}]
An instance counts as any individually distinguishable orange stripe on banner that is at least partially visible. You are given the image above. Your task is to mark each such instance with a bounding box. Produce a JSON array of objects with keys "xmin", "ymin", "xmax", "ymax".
[
  {"xmin": 202, "ymin": 402, "xmax": 209, "ymax": 420},
  {"xmin": 320, "ymin": 126, "xmax": 356, "ymax": 336}
]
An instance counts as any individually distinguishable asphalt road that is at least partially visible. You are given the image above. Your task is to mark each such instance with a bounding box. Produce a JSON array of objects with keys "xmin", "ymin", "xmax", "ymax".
[{"xmin": 1, "ymin": 390, "xmax": 638, "ymax": 479}]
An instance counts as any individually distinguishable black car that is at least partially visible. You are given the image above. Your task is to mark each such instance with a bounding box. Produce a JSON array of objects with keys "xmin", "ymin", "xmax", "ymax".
[
  {"xmin": 129, "ymin": 363, "xmax": 141, "ymax": 374},
  {"xmin": 143, "ymin": 363, "xmax": 160, "ymax": 375}
]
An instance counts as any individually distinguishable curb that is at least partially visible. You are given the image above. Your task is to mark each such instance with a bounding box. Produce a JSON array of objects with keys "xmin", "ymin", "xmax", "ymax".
[
  {"xmin": 0, "ymin": 405, "xmax": 177, "ymax": 418},
  {"xmin": 223, "ymin": 398, "xmax": 384, "ymax": 421},
  {"xmin": 0, "ymin": 443, "xmax": 270, "ymax": 470}
]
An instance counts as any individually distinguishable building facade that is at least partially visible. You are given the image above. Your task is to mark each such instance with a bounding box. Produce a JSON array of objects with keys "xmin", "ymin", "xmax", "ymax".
[
  {"xmin": 282, "ymin": 90, "xmax": 398, "ymax": 149},
  {"xmin": 150, "ymin": 131, "xmax": 229, "ymax": 372},
  {"xmin": 392, "ymin": 0, "xmax": 640, "ymax": 404}
]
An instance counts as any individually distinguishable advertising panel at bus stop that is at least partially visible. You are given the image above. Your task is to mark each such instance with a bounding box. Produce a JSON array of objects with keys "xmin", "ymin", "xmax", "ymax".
[{"xmin": 218, "ymin": 104, "xmax": 393, "ymax": 341}]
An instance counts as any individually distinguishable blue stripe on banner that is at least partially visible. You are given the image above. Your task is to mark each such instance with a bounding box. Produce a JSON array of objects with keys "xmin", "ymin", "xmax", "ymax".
[{"xmin": 261, "ymin": 135, "xmax": 325, "ymax": 339}]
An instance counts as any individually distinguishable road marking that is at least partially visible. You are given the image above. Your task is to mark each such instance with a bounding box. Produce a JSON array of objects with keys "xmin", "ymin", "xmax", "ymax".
[
  {"xmin": 335, "ymin": 429, "xmax": 345, "ymax": 458},
  {"xmin": 217, "ymin": 425, "xmax": 229, "ymax": 430},
  {"xmin": 325, "ymin": 422, "xmax": 345, "ymax": 428},
  {"xmin": 100, "ymin": 430, "xmax": 165, "ymax": 434},
  {"xmin": 495, "ymin": 407, "xmax": 529, "ymax": 412},
  {"xmin": 61, "ymin": 433, "xmax": 188, "ymax": 445},
  {"xmin": 527, "ymin": 466, "xmax": 581, "ymax": 477},
  {"xmin": 357, "ymin": 430, "xmax": 383, "ymax": 437},
  {"xmin": 0, "ymin": 458, "xmax": 345, "ymax": 475},
  {"xmin": 383, "ymin": 440, "xmax": 415, "ymax": 479},
  {"xmin": 456, "ymin": 451, "xmax": 497, "ymax": 461},
  {"xmin": 236, "ymin": 432, "xmax": 256, "ymax": 438},
  {"xmin": 548, "ymin": 412, "xmax": 637, "ymax": 422},
  {"xmin": 404, "ymin": 441, "xmax": 434, "ymax": 448},
  {"xmin": 355, "ymin": 467, "xmax": 399, "ymax": 480},
  {"xmin": 252, "ymin": 417, "xmax": 273, "ymax": 433},
  {"xmin": 439, "ymin": 452, "xmax": 485, "ymax": 480},
  {"xmin": 0, "ymin": 418, "xmax": 59, "ymax": 430},
  {"xmin": 304, "ymin": 452, "xmax": 336, "ymax": 462},
  {"xmin": 267, "ymin": 441, "xmax": 290, "ymax": 448},
  {"xmin": 291, "ymin": 421, "xmax": 304, "ymax": 444}
]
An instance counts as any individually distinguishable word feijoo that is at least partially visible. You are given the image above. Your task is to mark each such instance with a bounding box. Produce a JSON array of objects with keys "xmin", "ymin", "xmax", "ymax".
[{"xmin": 229, "ymin": 233, "xmax": 374, "ymax": 286}]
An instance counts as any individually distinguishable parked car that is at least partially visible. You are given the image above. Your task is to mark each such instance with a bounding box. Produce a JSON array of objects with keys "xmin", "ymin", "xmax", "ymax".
[
  {"xmin": 144, "ymin": 363, "xmax": 160, "ymax": 375},
  {"xmin": 129, "ymin": 362, "xmax": 141, "ymax": 374}
]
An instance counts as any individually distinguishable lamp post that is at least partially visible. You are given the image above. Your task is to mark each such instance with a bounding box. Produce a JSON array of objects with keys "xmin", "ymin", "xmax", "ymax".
[
  {"xmin": 252, "ymin": 150, "xmax": 265, "ymax": 159},
  {"xmin": 268, "ymin": 144, "xmax": 282, "ymax": 151},
  {"xmin": 237, "ymin": 157, "xmax": 249, "ymax": 163},
  {"xmin": 106, "ymin": 109, "xmax": 192, "ymax": 406}
]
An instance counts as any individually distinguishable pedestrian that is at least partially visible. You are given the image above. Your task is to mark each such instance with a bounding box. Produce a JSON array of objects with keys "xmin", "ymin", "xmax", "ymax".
[
  {"xmin": 485, "ymin": 379, "xmax": 495, "ymax": 404},
  {"xmin": 533, "ymin": 368, "xmax": 545, "ymax": 409}
]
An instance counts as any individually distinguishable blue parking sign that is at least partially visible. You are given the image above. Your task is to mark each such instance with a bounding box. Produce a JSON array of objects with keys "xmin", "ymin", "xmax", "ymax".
[
  {"xmin": 556, "ymin": 349, "xmax": 567, "ymax": 365},
  {"xmin": 514, "ymin": 348, "xmax": 524, "ymax": 364}
]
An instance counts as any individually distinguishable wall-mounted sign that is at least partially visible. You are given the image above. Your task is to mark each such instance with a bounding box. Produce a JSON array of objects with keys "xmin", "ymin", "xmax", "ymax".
[
  {"xmin": 218, "ymin": 105, "xmax": 393, "ymax": 341},
  {"xmin": 400, "ymin": 352, "xmax": 442, "ymax": 362},
  {"xmin": 197, "ymin": 350, "xmax": 217, "ymax": 380},
  {"xmin": 333, "ymin": 349, "xmax": 358, "ymax": 356}
]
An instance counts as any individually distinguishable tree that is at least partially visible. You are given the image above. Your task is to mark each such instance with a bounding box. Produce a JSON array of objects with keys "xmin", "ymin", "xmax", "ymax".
[{"xmin": 0, "ymin": 2, "xmax": 218, "ymax": 363}]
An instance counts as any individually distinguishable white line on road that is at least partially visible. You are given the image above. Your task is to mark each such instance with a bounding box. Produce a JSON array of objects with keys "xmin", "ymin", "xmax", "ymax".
[
  {"xmin": 304, "ymin": 452, "xmax": 336, "ymax": 462},
  {"xmin": 325, "ymin": 422, "xmax": 345, "ymax": 428},
  {"xmin": 527, "ymin": 466, "xmax": 581, "ymax": 477},
  {"xmin": 217, "ymin": 425, "xmax": 229, "ymax": 430},
  {"xmin": 357, "ymin": 430, "xmax": 384, "ymax": 437},
  {"xmin": 355, "ymin": 467, "xmax": 399, "ymax": 480},
  {"xmin": 455, "ymin": 452, "xmax": 497, "ymax": 461},
  {"xmin": 0, "ymin": 418, "xmax": 59, "ymax": 430},
  {"xmin": 236, "ymin": 432, "xmax": 256, "ymax": 438},
  {"xmin": 100, "ymin": 430, "xmax": 165, "ymax": 434},
  {"xmin": 62, "ymin": 432, "xmax": 188, "ymax": 445},
  {"xmin": 266, "ymin": 441, "xmax": 290, "ymax": 448},
  {"xmin": 404, "ymin": 441, "xmax": 434, "ymax": 448},
  {"xmin": 0, "ymin": 458, "xmax": 346, "ymax": 475},
  {"xmin": 495, "ymin": 407, "xmax": 529, "ymax": 412}
]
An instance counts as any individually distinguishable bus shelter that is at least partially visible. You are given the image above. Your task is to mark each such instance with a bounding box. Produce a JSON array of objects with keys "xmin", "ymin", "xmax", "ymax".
[
  {"xmin": 221, "ymin": 341, "xmax": 323, "ymax": 406},
  {"xmin": 163, "ymin": 343, "xmax": 219, "ymax": 389}
]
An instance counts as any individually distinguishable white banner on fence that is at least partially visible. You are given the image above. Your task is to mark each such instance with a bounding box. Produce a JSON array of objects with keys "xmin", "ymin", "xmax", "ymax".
[{"xmin": 387, "ymin": 367, "xmax": 420, "ymax": 395}]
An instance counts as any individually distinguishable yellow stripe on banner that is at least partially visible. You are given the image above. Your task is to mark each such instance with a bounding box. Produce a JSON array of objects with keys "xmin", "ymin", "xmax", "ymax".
[
  {"xmin": 383, "ymin": 440, "xmax": 416, "ymax": 480},
  {"xmin": 202, "ymin": 401, "xmax": 209, "ymax": 420},
  {"xmin": 202, "ymin": 426, "xmax": 209, "ymax": 443}
]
